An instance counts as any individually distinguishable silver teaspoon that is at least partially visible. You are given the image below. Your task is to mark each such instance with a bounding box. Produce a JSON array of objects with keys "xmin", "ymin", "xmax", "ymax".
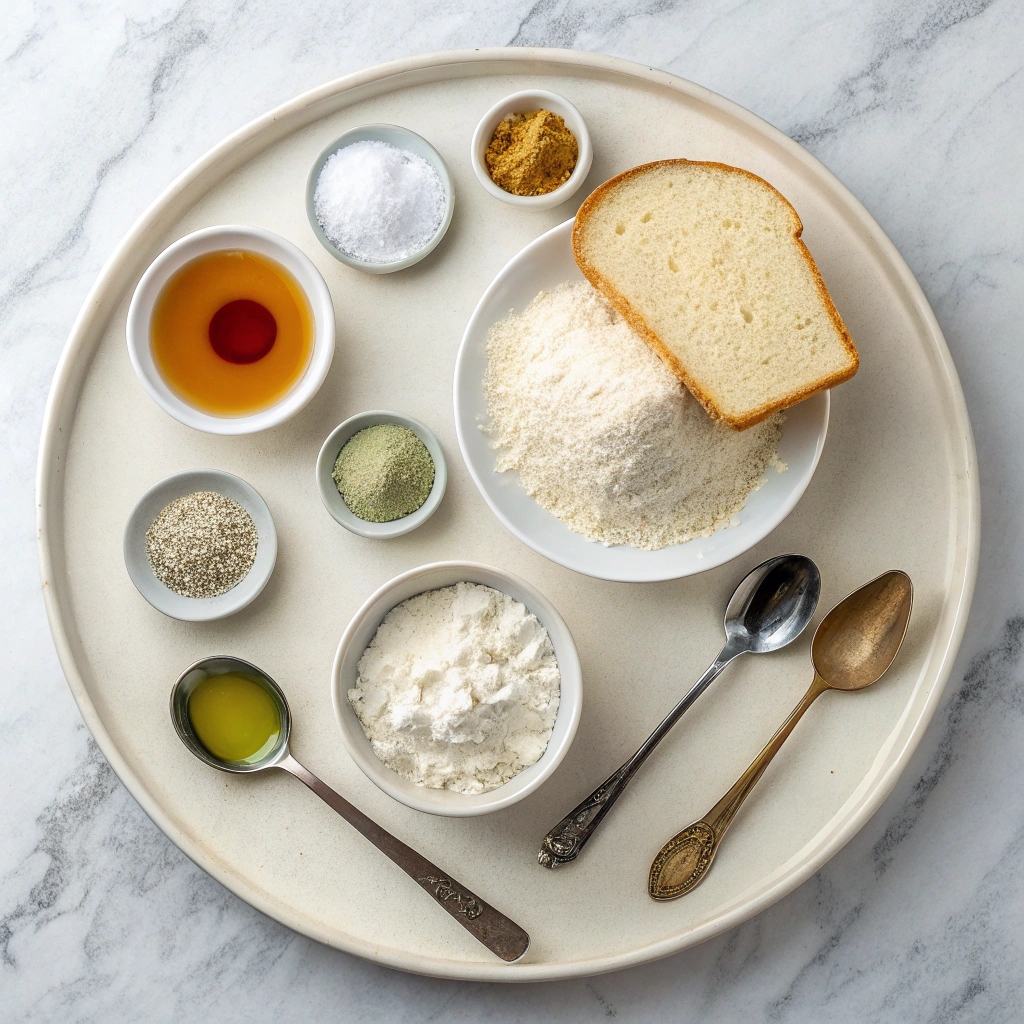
[
  {"xmin": 538, "ymin": 553, "xmax": 821, "ymax": 869},
  {"xmin": 172, "ymin": 656, "xmax": 530, "ymax": 962}
]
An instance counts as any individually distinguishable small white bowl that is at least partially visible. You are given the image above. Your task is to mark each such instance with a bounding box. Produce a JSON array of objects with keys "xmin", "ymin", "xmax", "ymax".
[
  {"xmin": 123, "ymin": 469, "xmax": 277, "ymax": 621},
  {"xmin": 454, "ymin": 219, "xmax": 830, "ymax": 583},
  {"xmin": 332, "ymin": 561, "xmax": 582, "ymax": 816},
  {"xmin": 315, "ymin": 411, "xmax": 447, "ymax": 539},
  {"xmin": 470, "ymin": 90, "xmax": 593, "ymax": 210},
  {"xmin": 305, "ymin": 124, "xmax": 455, "ymax": 274},
  {"xmin": 126, "ymin": 225, "xmax": 335, "ymax": 435}
]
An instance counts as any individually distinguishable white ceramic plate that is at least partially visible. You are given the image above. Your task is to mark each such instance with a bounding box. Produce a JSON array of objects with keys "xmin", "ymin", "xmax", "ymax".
[
  {"xmin": 37, "ymin": 50, "xmax": 977, "ymax": 981},
  {"xmin": 454, "ymin": 219, "xmax": 829, "ymax": 582}
]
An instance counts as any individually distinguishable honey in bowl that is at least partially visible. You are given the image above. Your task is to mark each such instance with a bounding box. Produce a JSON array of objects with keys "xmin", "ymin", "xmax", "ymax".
[{"xmin": 151, "ymin": 250, "xmax": 313, "ymax": 416}]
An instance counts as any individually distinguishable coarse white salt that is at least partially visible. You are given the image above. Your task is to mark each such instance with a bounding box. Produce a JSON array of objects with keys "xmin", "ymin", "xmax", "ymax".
[{"xmin": 313, "ymin": 140, "xmax": 447, "ymax": 264}]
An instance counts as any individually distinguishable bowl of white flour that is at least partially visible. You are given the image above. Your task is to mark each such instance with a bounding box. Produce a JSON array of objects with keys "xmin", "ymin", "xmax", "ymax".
[
  {"xmin": 454, "ymin": 218, "xmax": 830, "ymax": 582},
  {"xmin": 331, "ymin": 561, "xmax": 582, "ymax": 816}
]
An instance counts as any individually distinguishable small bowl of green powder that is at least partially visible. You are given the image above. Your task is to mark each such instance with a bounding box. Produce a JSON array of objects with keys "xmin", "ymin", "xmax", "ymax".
[{"xmin": 316, "ymin": 411, "xmax": 447, "ymax": 538}]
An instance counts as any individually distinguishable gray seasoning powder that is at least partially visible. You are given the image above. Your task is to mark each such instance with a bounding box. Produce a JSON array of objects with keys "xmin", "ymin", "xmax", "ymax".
[{"xmin": 146, "ymin": 491, "xmax": 258, "ymax": 599}]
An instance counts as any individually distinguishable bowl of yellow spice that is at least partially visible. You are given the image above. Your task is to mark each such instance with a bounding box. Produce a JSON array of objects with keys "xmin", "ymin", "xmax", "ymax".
[
  {"xmin": 316, "ymin": 411, "xmax": 447, "ymax": 539},
  {"xmin": 471, "ymin": 90, "xmax": 592, "ymax": 210}
]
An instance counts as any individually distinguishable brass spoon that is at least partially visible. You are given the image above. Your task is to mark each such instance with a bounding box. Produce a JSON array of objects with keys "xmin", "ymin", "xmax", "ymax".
[
  {"xmin": 649, "ymin": 570, "xmax": 913, "ymax": 902},
  {"xmin": 171, "ymin": 656, "xmax": 530, "ymax": 962}
]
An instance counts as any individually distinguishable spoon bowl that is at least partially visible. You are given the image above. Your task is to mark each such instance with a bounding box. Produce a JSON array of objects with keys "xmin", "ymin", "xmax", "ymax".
[
  {"xmin": 812, "ymin": 571, "xmax": 913, "ymax": 690},
  {"xmin": 171, "ymin": 655, "xmax": 291, "ymax": 772},
  {"xmin": 724, "ymin": 553, "xmax": 821, "ymax": 655}
]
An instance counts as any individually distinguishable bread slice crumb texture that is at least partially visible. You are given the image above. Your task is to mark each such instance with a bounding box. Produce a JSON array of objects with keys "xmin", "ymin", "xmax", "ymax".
[{"xmin": 573, "ymin": 160, "xmax": 858, "ymax": 429}]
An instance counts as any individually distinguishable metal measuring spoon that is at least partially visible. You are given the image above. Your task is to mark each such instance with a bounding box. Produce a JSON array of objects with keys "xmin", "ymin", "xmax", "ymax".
[
  {"xmin": 649, "ymin": 570, "xmax": 913, "ymax": 901},
  {"xmin": 538, "ymin": 554, "xmax": 821, "ymax": 868},
  {"xmin": 171, "ymin": 656, "xmax": 530, "ymax": 962}
]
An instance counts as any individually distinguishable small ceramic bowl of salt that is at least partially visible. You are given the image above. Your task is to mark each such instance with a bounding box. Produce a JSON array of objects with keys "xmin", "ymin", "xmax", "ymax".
[{"xmin": 306, "ymin": 124, "xmax": 454, "ymax": 274}]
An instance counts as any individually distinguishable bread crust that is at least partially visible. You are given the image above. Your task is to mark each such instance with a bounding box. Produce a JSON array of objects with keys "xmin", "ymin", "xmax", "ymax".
[{"xmin": 572, "ymin": 159, "xmax": 859, "ymax": 430}]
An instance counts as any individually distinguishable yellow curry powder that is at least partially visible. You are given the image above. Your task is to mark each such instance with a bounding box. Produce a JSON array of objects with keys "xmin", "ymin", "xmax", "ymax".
[{"xmin": 484, "ymin": 110, "xmax": 579, "ymax": 197}]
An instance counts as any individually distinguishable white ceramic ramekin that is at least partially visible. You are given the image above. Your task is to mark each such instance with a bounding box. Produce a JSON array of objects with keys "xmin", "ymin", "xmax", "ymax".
[
  {"xmin": 470, "ymin": 90, "xmax": 593, "ymax": 210},
  {"xmin": 123, "ymin": 469, "xmax": 277, "ymax": 621},
  {"xmin": 126, "ymin": 225, "xmax": 335, "ymax": 434},
  {"xmin": 306, "ymin": 124, "xmax": 455, "ymax": 274},
  {"xmin": 332, "ymin": 561, "xmax": 582, "ymax": 816},
  {"xmin": 315, "ymin": 410, "xmax": 447, "ymax": 539}
]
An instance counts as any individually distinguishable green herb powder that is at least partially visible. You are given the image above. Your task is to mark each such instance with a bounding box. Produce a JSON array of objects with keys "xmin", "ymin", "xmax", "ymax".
[{"xmin": 333, "ymin": 423, "xmax": 435, "ymax": 523}]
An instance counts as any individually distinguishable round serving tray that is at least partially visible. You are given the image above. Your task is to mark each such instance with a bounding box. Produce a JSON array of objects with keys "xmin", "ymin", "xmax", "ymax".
[{"xmin": 37, "ymin": 49, "xmax": 978, "ymax": 981}]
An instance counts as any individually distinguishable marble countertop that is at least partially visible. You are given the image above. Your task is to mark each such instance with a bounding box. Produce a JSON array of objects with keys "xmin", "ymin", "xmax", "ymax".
[{"xmin": 3, "ymin": 1, "xmax": 1022, "ymax": 1019}]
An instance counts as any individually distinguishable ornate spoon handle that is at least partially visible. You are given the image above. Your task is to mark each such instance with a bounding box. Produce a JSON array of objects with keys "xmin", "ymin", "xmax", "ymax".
[
  {"xmin": 280, "ymin": 755, "xmax": 530, "ymax": 962},
  {"xmin": 539, "ymin": 644, "xmax": 741, "ymax": 868},
  {"xmin": 649, "ymin": 673, "xmax": 829, "ymax": 900},
  {"xmin": 537, "ymin": 760, "xmax": 636, "ymax": 868}
]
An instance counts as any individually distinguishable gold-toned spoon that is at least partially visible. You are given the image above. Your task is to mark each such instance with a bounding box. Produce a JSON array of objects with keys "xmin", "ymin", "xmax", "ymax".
[{"xmin": 649, "ymin": 570, "xmax": 913, "ymax": 902}]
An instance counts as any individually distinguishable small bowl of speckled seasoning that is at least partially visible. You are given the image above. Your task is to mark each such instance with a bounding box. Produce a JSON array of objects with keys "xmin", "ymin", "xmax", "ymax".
[
  {"xmin": 123, "ymin": 469, "xmax": 277, "ymax": 621},
  {"xmin": 315, "ymin": 411, "xmax": 447, "ymax": 538}
]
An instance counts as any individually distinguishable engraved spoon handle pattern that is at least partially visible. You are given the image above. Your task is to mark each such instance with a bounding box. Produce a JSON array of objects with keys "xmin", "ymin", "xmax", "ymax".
[
  {"xmin": 539, "ymin": 646, "xmax": 741, "ymax": 868},
  {"xmin": 279, "ymin": 755, "xmax": 531, "ymax": 962}
]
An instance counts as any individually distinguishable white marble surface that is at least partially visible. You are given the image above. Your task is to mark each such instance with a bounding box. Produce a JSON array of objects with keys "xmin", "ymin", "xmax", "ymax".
[{"xmin": 2, "ymin": 0, "xmax": 1022, "ymax": 1018}]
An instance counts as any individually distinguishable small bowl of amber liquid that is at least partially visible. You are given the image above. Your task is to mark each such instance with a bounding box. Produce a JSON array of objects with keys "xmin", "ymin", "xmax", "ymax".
[{"xmin": 127, "ymin": 225, "xmax": 335, "ymax": 434}]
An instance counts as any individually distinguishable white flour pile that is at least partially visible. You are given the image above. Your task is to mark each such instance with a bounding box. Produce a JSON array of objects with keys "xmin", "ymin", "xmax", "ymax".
[
  {"xmin": 349, "ymin": 583, "xmax": 561, "ymax": 795},
  {"xmin": 483, "ymin": 281, "xmax": 784, "ymax": 550},
  {"xmin": 313, "ymin": 140, "xmax": 446, "ymax": 263}
]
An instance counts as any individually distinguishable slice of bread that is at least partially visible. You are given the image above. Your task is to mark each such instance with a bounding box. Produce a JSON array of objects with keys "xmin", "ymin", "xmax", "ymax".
[{"xmin": 572, "ymin": 160, "xmax": 858, "ymax": 429}]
